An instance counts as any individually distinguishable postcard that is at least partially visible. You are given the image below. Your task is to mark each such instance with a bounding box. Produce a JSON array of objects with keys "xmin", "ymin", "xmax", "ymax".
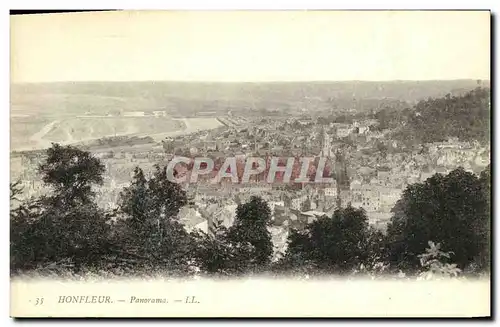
[{"xmin": 10, "ymin": 10, "xmax": 491, "ymax": 318}]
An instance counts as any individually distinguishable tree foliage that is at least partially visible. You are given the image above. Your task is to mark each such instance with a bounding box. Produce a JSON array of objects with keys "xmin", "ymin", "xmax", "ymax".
[
  {"xmin": 406, "ymin": 87, "xmax": 490, "ymax": 143},
  {"xmin": 189, "ymin": 196, "xmax": 274, "ymax": 276},
  {"xmin": 11, "ymin": 144, "xmax": 111, "ymax": 273},
  {"xmin": 417, "ymin": 241, "xmax": 462, "ymax": 280},
  {"xmin": 113, "ymin": 165, "xmax": 191, "ymax": 275},
  {"xmin": 280, "ymin": 207, "xmax": 384, "ymax": 275},
  {"xmin": 226, "ymin": 196, "xmax": 274, "ymax": 271},
  {"xmin": 10, "ymin": 142, "xmax": 491, "ymax": 280},
  {"xmin": 386, "ymin": 167, "xmax": 490, "ymax": 273},
  {"xmin": 38, "ymin": 143, "xmax": 105, "ymax": 206}
]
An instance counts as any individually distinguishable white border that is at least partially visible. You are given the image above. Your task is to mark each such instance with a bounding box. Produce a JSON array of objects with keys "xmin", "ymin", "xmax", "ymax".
[{"xmin": 4, "ymin": 0, "xmax": 499, "ymax": 10}]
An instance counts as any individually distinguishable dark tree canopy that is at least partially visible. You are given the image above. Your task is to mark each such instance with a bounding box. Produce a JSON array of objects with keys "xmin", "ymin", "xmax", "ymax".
[
  {"xmin": 11, "ymin": 143, "xmax": 111, "ymax": 273},
  {"xmin": 281, "ymin": 206, "xmax": 382, "ymax": 274},
  {"xmin": 227, "ymin": 196, "xmax": 274, "ymax": 269},
  {"xmin": 386, "ymin": 167, "xmax": 490, "ymax": 272},
  {"xmin": 408, "ymin": 87, "xmax": 490, "ymax": 143},
  {"xmin": 190, "ymin": 221, "xmax": 236, "ymax": 276},
  {"xmin": 38, "ymin": 143, "xmax": 105, "ymax": 205},
  {"xmin": 9, "ymin": 136, "xmax": 491, "ymax": 279},
  {"xmin": 114, "ymin": 165, "xmax": 191, "ymax": 274}
]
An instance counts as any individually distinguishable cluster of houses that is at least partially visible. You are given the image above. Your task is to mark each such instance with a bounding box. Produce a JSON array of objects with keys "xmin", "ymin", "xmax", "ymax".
[{"xmin": 10, "ymin": 110, "xmax": 491, "ymax": 259}]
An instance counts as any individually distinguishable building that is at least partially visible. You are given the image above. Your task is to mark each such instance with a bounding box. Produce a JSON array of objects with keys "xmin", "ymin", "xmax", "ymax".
[
  {"xmin": 324, "ymin": 186, "xmax": 337, "ymax": 198},
  {"xmin": 358, "ymin": 125, "xmax": 370, "ymax": 134},
  {"xmin": 204, "ymin": 141, "xmax": 217, "ymax": 151},
  {"xmin": 289, "ymin": 194, "xmax": 308, "ymax": 211},
  {"xmin": 350, "ymin": 179, "xmax": 362, "ymax": 190},
  {"xmin": 359, "ymin": 185, "xmax": 381, "ymax": 212},
  {"xmin": 377, "ymin": 170, "xmax": 391, "ymax": 186},
  {"xmin": 123, "ymin": 111, "xmax": 146, "ymax": 117},
  {"xmin": 379, "ymin": 187, "xmax": 403, "ymax": 212},
  {"xmin": 153, "ymin": 111, "xmax": 168, "ymax": 117},
  {"xmin": 336, "ymin": 126, "xmax": 353, "ymax": 138},
  {"xmin": 339, "ymin": 189, "xmax": 352, "ymax": 207}
]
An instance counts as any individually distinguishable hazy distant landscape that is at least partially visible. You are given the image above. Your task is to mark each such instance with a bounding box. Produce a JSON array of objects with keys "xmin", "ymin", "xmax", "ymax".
[{"xmin": 10, "ymin": 80, "xmax": 487, "ymax": 151}]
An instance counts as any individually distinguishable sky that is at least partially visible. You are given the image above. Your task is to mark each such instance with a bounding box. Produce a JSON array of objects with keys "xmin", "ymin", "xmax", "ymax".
[{"xmin": 10, "ymin": 10, "xmax": 491, "ymax": 83}]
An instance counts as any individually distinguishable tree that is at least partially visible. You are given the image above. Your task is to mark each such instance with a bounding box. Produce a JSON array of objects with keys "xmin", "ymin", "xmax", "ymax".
[
  {"xmin": 10, "ymin": 180, "xmax": 23, "ymax": 203},
  {"xmin": 114, "ymin": 165, "xmax": 191, "ymax": 275},
  {"xmin": 11, "ymin": 144, "xmax": 112, "ymax": 274},
  {"xmin": 226, "ymin": 196, "xmax": 274, "ymax": 273},
  {"xmin": 281, "ymin": 206, "xmax": 381, "ymax": 275},
  {"xmin": 477, "ymin": 164, "xmax": 491, "ymax": 271},
  {"xmin": 406, "ymin": 87, "xmax": 490, "ymax": 143},
  {"xmin": 38, "ymin": 143, "xmax": 105, "ymax": 206},
  {"xmin": 386, "ymin": 167, "xmax": 490, "ymax": 273},
  {"xmin": 190, "ymin": 221, "xmax": 236, "ymax": 276}
]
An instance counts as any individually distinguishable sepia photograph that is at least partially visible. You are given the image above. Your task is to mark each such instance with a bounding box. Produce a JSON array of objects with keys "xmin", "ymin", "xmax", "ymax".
[{"xmin": 9, "ymin": 9, "xmax": 491, "ymax": 318}]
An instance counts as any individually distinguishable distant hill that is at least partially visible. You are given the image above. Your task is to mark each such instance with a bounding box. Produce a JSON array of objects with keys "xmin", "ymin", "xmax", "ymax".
[
  {"xmin": 392, "ymin": 87, "xmax": 491, "ymax": 144},
  {"xmin": 11, "ymin": 80, "xmax": 489, "ymax": 117}
]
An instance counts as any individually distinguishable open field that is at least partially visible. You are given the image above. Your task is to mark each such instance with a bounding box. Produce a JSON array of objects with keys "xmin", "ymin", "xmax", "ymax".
[
  {"xmin": 11, "ymin": 116, "xmax": 185, "ymax": 151},
  {"xmin": 42, "ymin": 117, "xmax": 183, "ymax": 142},
  {"xmin": 10, "ymin": 115, "xmax": 224, "ymax": 151}
]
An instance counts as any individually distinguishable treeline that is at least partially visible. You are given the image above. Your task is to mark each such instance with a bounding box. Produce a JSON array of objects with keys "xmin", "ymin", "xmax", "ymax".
[
  {"xmin": 10, "ymin": 144, "xmax": 491, "ymax": 278},
  {"xmin": 409, "ymin": 87, "xmax": 490, "ymax": 143},
  {"xmin": 375, "ymin": 87, "xmax": 490, "ymax": 144}
]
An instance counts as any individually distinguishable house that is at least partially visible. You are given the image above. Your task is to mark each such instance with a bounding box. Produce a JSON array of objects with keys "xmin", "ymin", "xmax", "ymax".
[
  {"xmin": 197, "ymin": 111, "xmax": 217, "ymax": 117},
  {"xmin": 324, "ymin": 180, "xmax": 338, "ymax": 198},
  {"xmin": 353, "ymin": 121, "xmax": 370, "ymax": 135},
  {"xmin": 204, "ymin": 141, "xmax": 217, "ymax": 151},
  {"xmin": 377, "ymin": 170, "xmax": 391, "ymax": 185},
  {"xmin": 360, "ymin": 186, "xmax": 381, "ymax": 212},
  {"xmin": 290, "ymin": 195, "xmax": 308, "ymax": 210},
  {"xmin": 475, "ymin": 153, "xmax": 490, "ymax": 167},
  {"xmin": 350, "ymin": 179, "xmax": 362, "ymax": 191},
  {"xmin": 336, "ymin": 126, "xmax": 353, "ymax": 138},
  {"xmin": 287, "ymin": 210, "xmax": 309, "ymax": 230},
  {"xmin": 194, "ymin": 190, "xmax": 219, "ymax": 203}
]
